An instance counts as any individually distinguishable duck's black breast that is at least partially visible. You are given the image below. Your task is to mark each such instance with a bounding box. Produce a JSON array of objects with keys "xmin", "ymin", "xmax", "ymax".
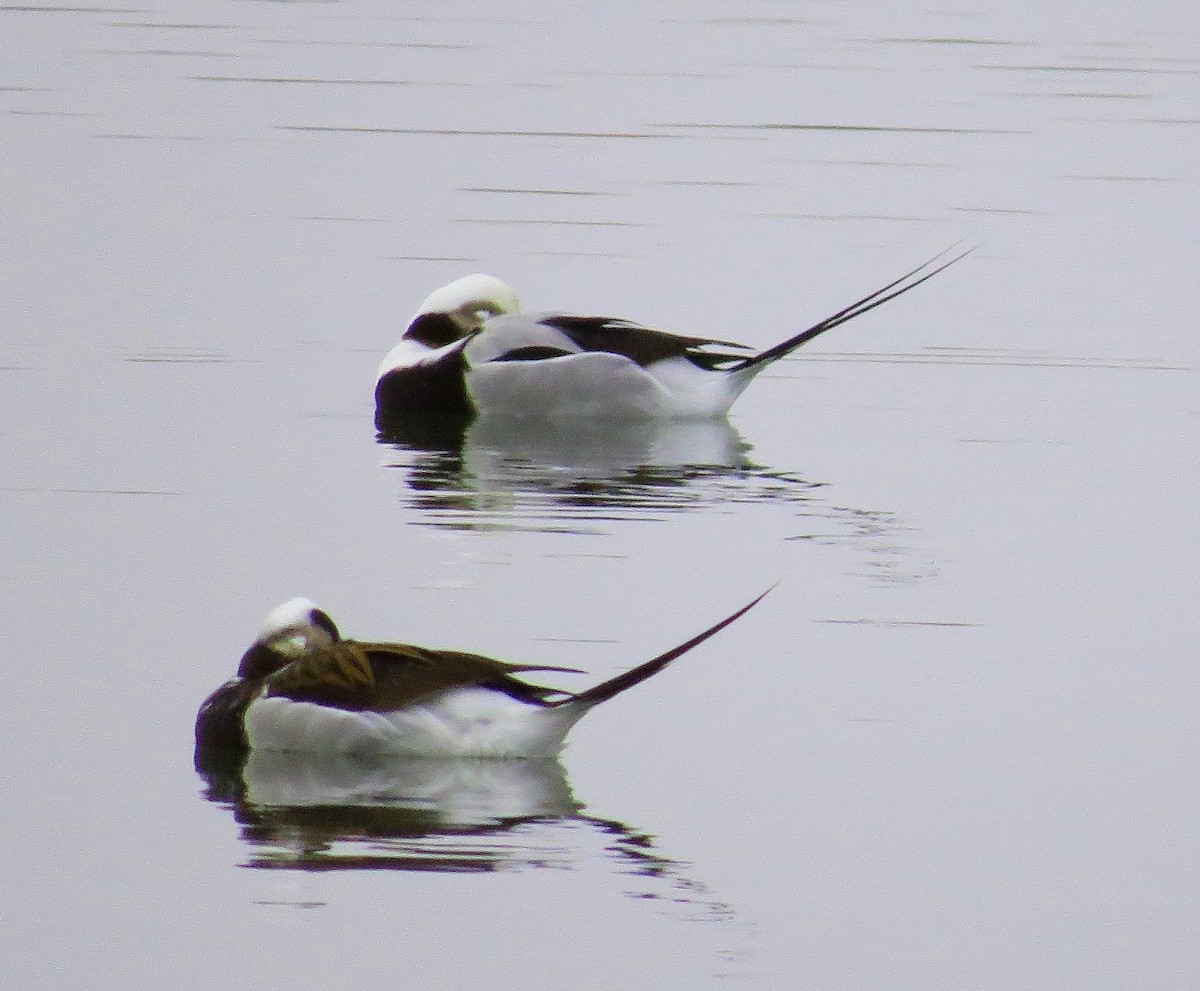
[
  {"xmin": 375, "ymin": 346, "xmax": 475, "ymax": 420},
  {"xmin": 194, "ymin": 677, "xmax": 262, "ymax": 763}
]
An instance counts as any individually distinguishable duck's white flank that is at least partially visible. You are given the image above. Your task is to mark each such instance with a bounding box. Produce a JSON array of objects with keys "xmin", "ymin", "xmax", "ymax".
[{"xmin": 245, "ymin": 687, "xmax": 584, "ymax": 759}]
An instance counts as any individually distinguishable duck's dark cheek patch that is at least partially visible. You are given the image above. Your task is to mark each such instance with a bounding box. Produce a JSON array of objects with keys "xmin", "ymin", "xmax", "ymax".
[
  {"xmin": 375, "ymin": 353, "xmax": 476, "ymax": 418},
  {"xmin": 405, "ymin": 312, "xmax": 466, "ymax": 348},
  {"xmin": 310, "ymin": 609, "xmax": 340, "ymax": 643}
]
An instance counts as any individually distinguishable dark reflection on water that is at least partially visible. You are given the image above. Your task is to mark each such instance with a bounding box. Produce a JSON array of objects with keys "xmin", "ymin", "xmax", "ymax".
[
  {"xmin": 196, "ymin": 749, "xmax": 733, "ymax": 918},
  {"xmin": 377, "ymin": 415, "xmax": 826, "ymax": 532}
]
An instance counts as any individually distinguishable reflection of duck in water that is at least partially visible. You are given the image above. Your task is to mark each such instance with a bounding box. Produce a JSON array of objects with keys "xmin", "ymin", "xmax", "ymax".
[
  {"xmin": 198, "ymin": 749, "xmax": 734, "ymax": 911},
  {"xmin": 195, "ymin": 591, "xmax": 767, "ymax": 764},
  {"xmin": 375, "ymin": 246, "xmax": 971, "ymax": 425},
  {"xmin": 198, "ymin": 750, "xmax": 582, "ymax": 871},
  {"xmin": 377, "ymin": 410, "xmax": 832, "ymax": 528},
  {"xmin": 379, "ymin": 409, "xmax": 753, "ymax": 475}
]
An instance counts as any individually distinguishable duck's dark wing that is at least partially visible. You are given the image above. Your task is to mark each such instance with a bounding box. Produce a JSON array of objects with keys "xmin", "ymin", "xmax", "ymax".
[
  {"xmin": 536, "ymin": 315, "xmax": 752, "ymax": 370},
  {"xmin": 265, "ymin": 641, "xmax": 583, "ymax": 712}
]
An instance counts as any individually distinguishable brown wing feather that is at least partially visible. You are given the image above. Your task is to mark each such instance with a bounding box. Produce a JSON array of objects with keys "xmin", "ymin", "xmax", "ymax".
[{"xmin": 265, "ymin": 640, "xmax": 581, "ymax": 713}]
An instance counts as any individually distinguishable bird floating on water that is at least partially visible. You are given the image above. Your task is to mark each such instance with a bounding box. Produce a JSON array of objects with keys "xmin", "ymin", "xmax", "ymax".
[
  {"xmin": 375, "ymin": 245, "xmax": 972, "ymax": 424},
  {"xmin": 195, "ymin": 591, "xmax": 768, "ymax": 760}
]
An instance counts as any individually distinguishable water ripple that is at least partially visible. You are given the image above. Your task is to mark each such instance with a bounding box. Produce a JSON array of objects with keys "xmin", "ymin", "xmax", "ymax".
[{"xmin": 279, "ymin": 125, "xmax": 690, "ymax": 140}]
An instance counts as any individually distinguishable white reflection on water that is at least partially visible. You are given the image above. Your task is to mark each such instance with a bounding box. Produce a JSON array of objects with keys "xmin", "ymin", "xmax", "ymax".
[
  {"xmin": 197, "ymin": 749, "xmax": 738, "ymax": 924},
  {"xmin": 375, "ymin": 414, "xmax": 926, "ymax": 582},
  {"xmin": 379, "ymin": 416, "xmax": 818, "ymax": 525}
]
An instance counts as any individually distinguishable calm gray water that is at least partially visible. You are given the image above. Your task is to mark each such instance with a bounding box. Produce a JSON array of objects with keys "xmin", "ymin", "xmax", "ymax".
[{"xmin": 4, "ymin": 1, "xmax": 1198, "ymax": 987}]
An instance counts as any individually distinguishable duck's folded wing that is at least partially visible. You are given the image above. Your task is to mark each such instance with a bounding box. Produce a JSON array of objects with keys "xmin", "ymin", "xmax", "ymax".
[
  {"xmin": 266, "ymin": 641, "xmax": 583, "ymax": 712},
  {"xmin": 537, "ymin": 314, "xmax": 752, "ymax": 368},
  {"xmin": 464, "ymin": 314, "xmax": 581, "ymax": 364}
]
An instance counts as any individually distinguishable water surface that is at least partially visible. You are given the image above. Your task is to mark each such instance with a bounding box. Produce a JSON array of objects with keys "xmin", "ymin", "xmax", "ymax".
[{"xmin": 4, "ymin": 1, "xmax": 1198, "ymax": 988}]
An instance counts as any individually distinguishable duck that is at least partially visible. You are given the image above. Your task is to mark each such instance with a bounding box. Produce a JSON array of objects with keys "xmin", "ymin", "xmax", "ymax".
[
  {"xmin": 375, "ymin": 246, "xmax": 972, "ymax": 424},
  {"xmin": 194, "ymin": 590, "xmax": 768, "ymax": 761}
]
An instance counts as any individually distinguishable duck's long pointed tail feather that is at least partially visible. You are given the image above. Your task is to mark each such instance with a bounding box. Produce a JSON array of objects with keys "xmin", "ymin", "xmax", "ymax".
[
  {"xmin": 558, "ymin": 586, "xmax": 774, "ymax": 712},
  {"xmin": 732, "ymin": 243, "xmax": 974, "ymax": 373}
]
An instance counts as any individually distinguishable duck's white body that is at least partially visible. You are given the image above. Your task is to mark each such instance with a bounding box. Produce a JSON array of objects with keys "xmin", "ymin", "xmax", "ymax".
[
  {"xmin": 467, "ymin": 348, "xmax": 745, "ymax": 420},
  {"xmin": 245, "ymin": 687, "xmax": 583, "ymax": 759},
  {"xmin": 374, "ymin": 249, "xmax": 970, "ymax": 424}
]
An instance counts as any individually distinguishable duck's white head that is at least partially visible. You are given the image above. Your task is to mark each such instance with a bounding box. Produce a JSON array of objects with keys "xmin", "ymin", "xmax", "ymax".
[
  {"xmin": 405, "ymin": 274, "xmax": 521, "ymax": 346},
  {"xmin": 237, "ymin": 597, "xmax": 341, "ymax": 680}
]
